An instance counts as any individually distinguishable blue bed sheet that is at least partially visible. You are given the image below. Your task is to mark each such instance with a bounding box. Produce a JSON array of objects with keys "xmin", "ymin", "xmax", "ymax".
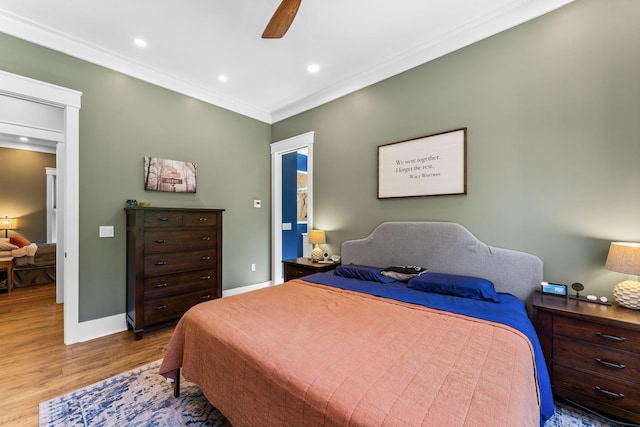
[{"xmin": 303, "ymin": 272, "xmax": 554, "ymax": 426}]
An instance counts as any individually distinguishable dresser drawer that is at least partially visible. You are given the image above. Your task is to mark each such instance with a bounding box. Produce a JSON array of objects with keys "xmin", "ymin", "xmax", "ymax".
[
  {"xmin": 144, "ymin": 249, "xmax": 217, "ymax": 276},
  {"xmin": 554, "ymin": 316, "xmax": 640, "ymax": 351},
  {"xmin": 143, "ymin": 211, "xmax": 183, "ymax": 227},
  {"xmin": 553, "ymin": 336, "xmax": 640, "ymax": 383},
  {"xmin": 554, "ymin": 364, "xmax": 640, "ymax": 414},
  {"xmin": 144, "ymin": 269, "xmax": 217, "ymax": 298},
  {"xmin": 144, "ymin": 229, "xmax": 217, "ymax": 253},
  {"xmin": 144, "ymin": 289, "xmax": 214, "ymax": 324},
  {"xmin": 185, "ymin": 212, "xmax": 218, "ymax": 227}
]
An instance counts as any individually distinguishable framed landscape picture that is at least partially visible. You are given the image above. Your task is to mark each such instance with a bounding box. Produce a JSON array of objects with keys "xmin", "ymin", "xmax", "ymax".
[
  {"xmin": 377, "ymin": 128, "xmax": 466, "ymax": 199},
  {"xmin": 144, "ymin": 156, "xmax": 197, "ymax": 193}
]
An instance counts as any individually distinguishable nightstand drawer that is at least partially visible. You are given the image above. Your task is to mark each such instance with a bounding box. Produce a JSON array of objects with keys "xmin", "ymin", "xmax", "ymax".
[
  {"xmin": 554, "ymin": 316, "xmax": 640, "ymax": 351},
  {"xmin": 554, "ymin": 364, "xmax": 640, "ymax": 414},
  {"xmin": 553, "ymin": 336, "xmax": 640, "ymax": 383},
  {"xmin": 282, "ymin": 258, "xmax": 340, "ymax": 282},
  {"xmin": 287, "ymin": 265, "xmax": 317, "ymax": 280}
]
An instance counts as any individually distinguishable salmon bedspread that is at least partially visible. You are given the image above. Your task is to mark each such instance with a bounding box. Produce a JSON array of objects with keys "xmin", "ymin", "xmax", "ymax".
[{"xmin": 159, "ymin": 279, "xmax": 540, "ymax": 427}]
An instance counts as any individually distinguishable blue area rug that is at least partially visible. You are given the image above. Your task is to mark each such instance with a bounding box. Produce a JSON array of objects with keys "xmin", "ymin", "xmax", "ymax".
[
  {"xmin": 39, "ymin": 360, "xmax": 230, "ymax": 426},
  {"xmin": 40, "ymin": 359, "xmax": 632, "ymax": 426},
  {"xmin": 547, "ymin": 402, "xmax": 631, "ymax": 427}
]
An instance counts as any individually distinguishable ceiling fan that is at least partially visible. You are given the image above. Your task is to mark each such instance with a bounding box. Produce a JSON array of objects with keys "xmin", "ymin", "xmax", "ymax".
[{"xmin": 262, "ymin": 0, "xmax": 302, "ymax": 38}]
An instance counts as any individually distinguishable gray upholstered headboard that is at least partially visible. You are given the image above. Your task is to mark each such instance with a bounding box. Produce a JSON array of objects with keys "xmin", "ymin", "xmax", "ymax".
[{"xmin": 341, "ymin": 222, "xmax": 542, "ymax": 304}]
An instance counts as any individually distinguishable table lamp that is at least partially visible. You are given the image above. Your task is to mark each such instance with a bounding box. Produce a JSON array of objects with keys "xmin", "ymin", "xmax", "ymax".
[
  {"xmin": 1, "ymin": 217, "xmax": 18, "ymax": 238},
  {"xmin": 605, "ymin": 242, "xmax": 640, "ymax": 309},
  {"xmin": 308, "ymin": 230, "xmax": 326, "ymax": 262}
]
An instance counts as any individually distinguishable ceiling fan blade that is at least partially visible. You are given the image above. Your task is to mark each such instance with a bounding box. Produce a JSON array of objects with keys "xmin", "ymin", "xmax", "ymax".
[{"xmin": 262, "ymin": 0, "xmax": 301, "ymax": 39}]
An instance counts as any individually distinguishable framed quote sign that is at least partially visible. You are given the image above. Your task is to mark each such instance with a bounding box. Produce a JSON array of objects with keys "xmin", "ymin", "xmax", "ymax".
[{"xmin": 377, "ymin": 128, "xmax": 467, "ymax": 199}]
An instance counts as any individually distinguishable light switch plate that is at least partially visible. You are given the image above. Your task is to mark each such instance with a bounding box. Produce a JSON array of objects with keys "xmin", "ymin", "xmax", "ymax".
[
  {"xmin": 99, "ymin": 226, "xmax": 114, "ymax": 238},
  {"xmin": 253, "ymin": 199, "xmax": 261, "ymax": 208}
]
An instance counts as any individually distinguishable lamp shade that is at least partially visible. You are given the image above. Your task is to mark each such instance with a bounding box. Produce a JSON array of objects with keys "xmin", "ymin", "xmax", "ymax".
[
  {"xmin": 308, "ymin": 230, "xmax": 326, "ymax": 245},
  {"xmin": 0, "ymin": 217, "xmax": 18, "ymax": 230},
  {"xmin": 606, "ymin": 242, "xmax": 640, "ymax": 310},
  {"xmin": 605, "ymin": 242, "xmax": 640, "ymax": 275}
]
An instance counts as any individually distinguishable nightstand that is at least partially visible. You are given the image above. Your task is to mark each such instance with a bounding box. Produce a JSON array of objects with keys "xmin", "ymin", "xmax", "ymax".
[
  {"xmin": 282, "ymin": 257, "xmax": 339, "ymax": 282},
  {"xmin": 533, "ymin": 292, "xmax": 640, "ymax": 423},
  {"xmin": 0, "ymin": 258, "xmax": 13, "ymax": 293}
]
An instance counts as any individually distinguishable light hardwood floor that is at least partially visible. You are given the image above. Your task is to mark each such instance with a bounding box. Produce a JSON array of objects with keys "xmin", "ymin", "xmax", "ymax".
[{"xmin": 0, "ymin": 284, "xmax": 174, "ymax": 426}]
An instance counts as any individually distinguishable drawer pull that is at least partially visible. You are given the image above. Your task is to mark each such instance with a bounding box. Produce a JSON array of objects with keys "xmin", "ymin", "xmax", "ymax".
[
  {"xmin": 200, "ymin": 237, "xmax": 211, "ymax": 241},
  {"xmin": 596, "ymin": 332, "xmax": 626, "ymax": 342},
  {"xmin": 198, "ymin": 217, "xmax": 208, "ymax": 222},
  {"xmin": 154, "ymin": 239, "xmax": 167, "ymax": 243},
  {"xmin": 159, "ymin": 217, "xmax": 169, "ymax": 222},
  {"xmin": 200, "ymin": 295, "xmax": 211, "ymax": 300},
  {"xmin": 200, "ymin": 275, "xmax": 212, "ymax": 280},
  {"xmin": 595, "ymin": 386, "xmax": 624, "ymax": 399},
  {"xmin": 155, "ymin": 305, "xmax": 167, "ymax": 310},
  {"xmin": 201, "ymin": 256, "xmax": 211, "ymax": 261},
  {"xmin": 595, "ymin": 358, "xmax": 625, "ymax": 370},
  {"xmin": 154, "ymin": 261, "xmax": 167, "ymax": 266},
  {"xmin": 154, "ymin": 283, "xmax": 168, "ymax": 288}
]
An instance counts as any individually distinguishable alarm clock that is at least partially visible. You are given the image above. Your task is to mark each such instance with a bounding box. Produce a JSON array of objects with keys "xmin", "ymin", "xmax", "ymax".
[{"xmin": 541, "ymin": 282, "xmax": 567, "ymax": 296}]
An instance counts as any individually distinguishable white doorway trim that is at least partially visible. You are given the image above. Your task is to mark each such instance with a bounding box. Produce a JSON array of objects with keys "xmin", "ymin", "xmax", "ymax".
[
  {"xmin": 0, "ymin": 70, "xmax": 82, "ymax": 345},
  {"xmin": 270, "ymin": 132, "xmax": 314, "ymax": 285}
]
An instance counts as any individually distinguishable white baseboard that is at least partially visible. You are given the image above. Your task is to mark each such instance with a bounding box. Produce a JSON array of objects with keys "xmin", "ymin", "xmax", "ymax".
[
  {"xmin": 223, "ymin": 280, "xmax": 272, "ymax": 297},
  {"xmin": 73, "ymin": 280, "xmax": 274, "ymax": 343},
  {"xmin": 76, "ymin": 313, "xmax": 128, "ymax": 342}
]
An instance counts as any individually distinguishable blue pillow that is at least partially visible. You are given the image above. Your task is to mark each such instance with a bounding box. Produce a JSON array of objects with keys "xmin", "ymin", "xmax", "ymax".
[
  {"xmin": 407, "ymin": 272, "xmax": 500, "ymax": 302},
  {"xmin": 334, "ymin": 264, "xmax": 397, "ymax": 284}
]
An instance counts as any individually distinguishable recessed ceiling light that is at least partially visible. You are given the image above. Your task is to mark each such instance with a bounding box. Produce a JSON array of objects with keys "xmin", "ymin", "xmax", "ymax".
[
  {"xmin": 218, "ymin": 75, "xmax": 228, "ymax": 83},
  {"xmin": 307, "ymin": 64, "xmax": 320, "ymax": 73},
  {"xmin": 19, "ymin": 136, "xmax": 29, "ymax": 142},
  {"xmin": 134, "ymin": 38, "xmax": 147, "ymax": 48}
]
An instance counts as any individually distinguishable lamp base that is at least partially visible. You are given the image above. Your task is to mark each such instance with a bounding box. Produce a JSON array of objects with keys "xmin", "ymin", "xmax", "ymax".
[
  {"xmin": 310, "ymin": 245, "xmax": 323, "ymax": 262},
  {"xmin": 613, "ymin": 280, "xmax": 640, "ymax": 310}
]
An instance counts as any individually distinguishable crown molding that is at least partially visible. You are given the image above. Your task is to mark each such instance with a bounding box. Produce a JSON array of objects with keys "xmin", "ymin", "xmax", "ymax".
[
  {"xmin": 0, "ymin": 10, "xmax": 272, "ymax": 123},
  {"xmin": 270, "ymin": 0, "xmax": 575, "ymax": 122},
  {"xmin": 1, "ymin": 1, "xmax": 574, "ymax": 125}
]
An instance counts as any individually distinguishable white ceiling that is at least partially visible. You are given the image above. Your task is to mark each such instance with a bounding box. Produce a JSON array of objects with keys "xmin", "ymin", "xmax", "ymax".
[{"xmin": 0, "ymin": 0, "xmax": 573, "ymax": 124}]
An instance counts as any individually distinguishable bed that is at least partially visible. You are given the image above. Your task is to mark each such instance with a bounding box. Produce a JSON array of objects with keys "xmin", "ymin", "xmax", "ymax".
[
  {"xmin": 0, "ymin": 237, "xmax": 56, "ymax": 288},
  {"xmin": 159, "ymin": 222, "xmax": 553, "ymax": 426}
]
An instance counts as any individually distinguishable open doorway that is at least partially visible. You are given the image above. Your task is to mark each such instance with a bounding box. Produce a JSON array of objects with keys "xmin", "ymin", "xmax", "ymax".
[
  {"xmin": 0, "ymin": 70, "xmax": 81, "ymax": 344},
  {"xmin": 271, "ymin": 132, "xmax": 314, "ymax": 285},
  {"xmin": 281, "ymin": 148, "xmax": 308, "ymax": 263}
]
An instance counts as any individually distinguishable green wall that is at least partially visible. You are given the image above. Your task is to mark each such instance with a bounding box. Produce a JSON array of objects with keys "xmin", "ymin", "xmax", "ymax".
[
  {"xmin": 0, "ymin": 34, "xmax": 272, "ymax": 321},
  {"xmin": 272, "ymin": 0, "xmax": 640, "ymax": 299}
]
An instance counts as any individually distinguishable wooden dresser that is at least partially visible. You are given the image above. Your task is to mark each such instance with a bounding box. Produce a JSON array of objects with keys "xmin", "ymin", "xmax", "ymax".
[
  {"xmin": 533, "ymin": 292, "xmax": 640, "ymax": 423},
  {"xmin": 125, "ymin": 207, "xmax": 224, "ymax": 339}
]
